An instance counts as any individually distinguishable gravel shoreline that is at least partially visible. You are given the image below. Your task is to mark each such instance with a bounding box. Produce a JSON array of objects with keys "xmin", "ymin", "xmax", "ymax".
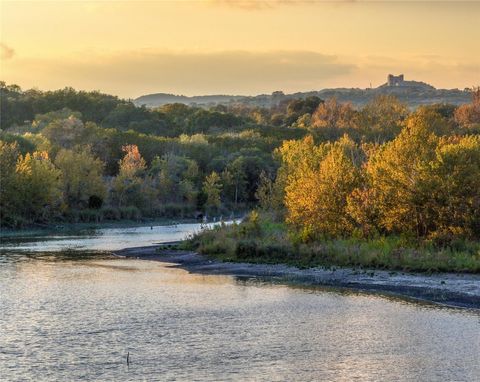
[{"xmin": 113, "ymin": 245, "xmax": 480, "ymax": 310}]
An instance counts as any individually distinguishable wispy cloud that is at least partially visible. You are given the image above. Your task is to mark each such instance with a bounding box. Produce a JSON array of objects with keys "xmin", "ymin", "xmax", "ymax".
[{"xmin": 0, "ymin": 43, "xmax": 15, "ymax": 60}]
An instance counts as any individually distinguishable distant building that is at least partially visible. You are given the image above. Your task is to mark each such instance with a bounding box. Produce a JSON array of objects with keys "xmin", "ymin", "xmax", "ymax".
[
  {"xmin": 387, "ymin": 74, "xmax": 405, "ymax": 86},
  {"xmin": 380, "ymin": 74, "xmax": 435, "ymax": 91}
]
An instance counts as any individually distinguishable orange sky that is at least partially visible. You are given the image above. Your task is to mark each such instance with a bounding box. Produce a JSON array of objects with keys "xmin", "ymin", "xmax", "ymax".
[{"xmin": 1, "ymin": 0, "xmax": 479, "ymax": 97}]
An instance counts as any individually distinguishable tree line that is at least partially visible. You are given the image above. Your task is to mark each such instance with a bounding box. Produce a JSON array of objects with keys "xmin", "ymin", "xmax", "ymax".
[
  {"xmin": 259, "ymin": 90, "xmax": 480, "ymax": 244},
  {"xmin": 1, "ymin": 82, "xmax": 479, "ymax": 235}
]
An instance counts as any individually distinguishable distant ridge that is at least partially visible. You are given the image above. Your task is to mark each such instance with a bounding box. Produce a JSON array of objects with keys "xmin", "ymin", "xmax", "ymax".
[
  {"xmin": 134, "ymin": 75, "xmax": 472, "ymax": 109},
  {"xmin": 134, "ymin": 93, "xmax": 245, "ymax": 107}
]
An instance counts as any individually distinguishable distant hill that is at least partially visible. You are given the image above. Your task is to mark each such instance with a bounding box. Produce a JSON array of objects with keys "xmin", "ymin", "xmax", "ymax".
[
  {"xmin": 134, "ymin": 75, "xmax": 472, "ymax": 109},
  {"xmin": 134, "ymin": 93, "xmax": 245, "ymax": 107}
]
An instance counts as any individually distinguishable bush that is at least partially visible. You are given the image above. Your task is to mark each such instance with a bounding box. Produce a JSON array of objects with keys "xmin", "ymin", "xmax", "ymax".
[
  {"xmin": 79, "ymin": 209, "xmax": 101, "ymax": 223},
  {"xmin": 235, "ymin": 239, "xmax": 258, "ymax": 259},
  {"xmin": 101, "ymin": 206, "xmax": 120, "ymax": 220},
  {"xmin": 119, "ymin": 206, "xmax": 141, "ymax": 220},
  {"xmin": 64, "ymin": 209, "xmax": 80, "ymax": 223}
]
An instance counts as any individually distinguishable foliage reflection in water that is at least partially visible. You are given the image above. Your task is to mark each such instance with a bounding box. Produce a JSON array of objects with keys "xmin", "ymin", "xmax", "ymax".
[{"xmin": 1, "ymin": 252, "xmax": 479, "ymax": 381}]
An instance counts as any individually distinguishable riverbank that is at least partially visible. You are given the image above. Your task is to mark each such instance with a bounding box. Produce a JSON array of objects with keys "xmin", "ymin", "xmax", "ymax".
[
  {"xmin": 186, "ymin": 213, "xmax": 480, "ymax": 273},
  {"xmin": 114, "ymin": 245, "xmax": 480, "ymax": 309}
]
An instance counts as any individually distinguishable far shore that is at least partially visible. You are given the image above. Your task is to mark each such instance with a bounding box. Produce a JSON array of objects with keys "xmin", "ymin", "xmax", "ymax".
[
  {"xmin": 0, "ymin": 218, "xmax": 202, "ymax": 238},
  {"xmin": 114, "ymin": 245, "xmax": 480, "ymax": 310}
]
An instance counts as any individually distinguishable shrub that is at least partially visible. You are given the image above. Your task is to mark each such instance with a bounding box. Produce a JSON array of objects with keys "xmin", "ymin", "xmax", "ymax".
[
  {"xmin": 235, "ymin": 240, "xmax": 258, "ymax": 259},
  {"xmin": 79, "ymin": 209, "xmax": 101, "ymax": 222},
  {"xmin": 119, "ymin": 206, "xmax": 141, "ymax": 220},
  {"xmin": 101, "ymin": 206, "xmax": 120, "ymax": 220}
]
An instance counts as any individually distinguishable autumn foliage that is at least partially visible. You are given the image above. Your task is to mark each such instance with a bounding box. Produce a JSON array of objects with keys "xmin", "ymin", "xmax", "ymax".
[{"xmin": 280, "ymin": 122, "xmax": 480, "ymax": 241}]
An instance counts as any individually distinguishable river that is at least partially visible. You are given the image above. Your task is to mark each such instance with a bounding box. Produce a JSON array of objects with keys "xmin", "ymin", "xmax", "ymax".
[{"xmin": 1, "ymin": 222, "xmax": 479, "ymax": 381}]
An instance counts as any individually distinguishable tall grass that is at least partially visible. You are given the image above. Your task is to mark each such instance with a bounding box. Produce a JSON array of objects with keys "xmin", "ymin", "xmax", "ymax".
[{"xmin": 187, "ymin": 212, "xmax": 480, "ymax": 273}]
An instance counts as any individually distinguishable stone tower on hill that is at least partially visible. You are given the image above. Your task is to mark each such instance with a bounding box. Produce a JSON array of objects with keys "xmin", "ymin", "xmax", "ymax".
[
  {"xmin": 380, "ymin": 74, "xmax": 435, "ymax": 90},
  {"xmin": 387, "ymin": 74, "xmax": 404, "ymax": 86}
]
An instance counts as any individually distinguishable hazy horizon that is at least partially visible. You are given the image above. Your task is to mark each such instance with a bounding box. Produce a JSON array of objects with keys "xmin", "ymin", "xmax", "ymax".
[
  {"xmin": 0, "ymin": 73, "xmax": 471, "ymax": 100},
  {"xmin": 1, "ymin": 0, "xmax": 479, "ymax": 98}
]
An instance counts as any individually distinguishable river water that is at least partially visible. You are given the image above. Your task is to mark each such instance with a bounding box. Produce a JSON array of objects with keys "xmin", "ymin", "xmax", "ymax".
[{"xmin": 1, "ymin": 223, "xmax": 479, "ymax": 381}]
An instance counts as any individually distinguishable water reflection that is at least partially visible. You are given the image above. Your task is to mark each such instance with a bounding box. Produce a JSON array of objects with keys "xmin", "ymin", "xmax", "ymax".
[
  {"xmin": 1, "ymin": 224, "xmax": 479, "ymax": 381},
  {"xmin": 0, "ymin": 221, "xmax": 236, "ymax": 252}
]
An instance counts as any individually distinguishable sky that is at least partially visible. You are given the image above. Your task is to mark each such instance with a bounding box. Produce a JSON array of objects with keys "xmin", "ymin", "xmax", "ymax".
[{"xmin": 1, "ymin": 0, "xmax": 479, "ymax": 98}]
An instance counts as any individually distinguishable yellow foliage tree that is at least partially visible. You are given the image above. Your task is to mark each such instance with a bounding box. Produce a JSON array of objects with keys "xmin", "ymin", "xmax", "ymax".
[
  {"xmin": 354, "ymin": 95, "xmax": 408, "ymax": 139},
  {"xmin": 365, "ymin": 122, "xmax": 439, "ymax": 236},
  {"xmin": 429, "ymin": 135, "xmax": 480, "ymax": 239},
  {"xmin": 284, "ymin": 136, "xmax": 362, "ymax": 239}
]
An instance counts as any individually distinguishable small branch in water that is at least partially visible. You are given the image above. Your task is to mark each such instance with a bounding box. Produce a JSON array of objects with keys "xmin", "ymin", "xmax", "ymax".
[{"xmin": 127, "ymin": 351, "xmax": 130, "ymax": 366}]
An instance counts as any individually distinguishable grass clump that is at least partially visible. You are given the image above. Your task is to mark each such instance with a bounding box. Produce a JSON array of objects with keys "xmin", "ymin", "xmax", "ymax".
[{"xmin": 186, "ymin": 211, "xmax": 480, "ymax": 273}]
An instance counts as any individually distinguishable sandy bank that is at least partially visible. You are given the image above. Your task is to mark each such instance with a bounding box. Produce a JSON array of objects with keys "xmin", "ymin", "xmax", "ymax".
[{"xmin": 114, "ymin": 245, "xmax": 480, "ymax": 310}]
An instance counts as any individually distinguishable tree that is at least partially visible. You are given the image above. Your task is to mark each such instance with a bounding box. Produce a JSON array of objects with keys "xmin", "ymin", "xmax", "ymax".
[
  {"xmin": 112, "ymin": 145, "xmax": 148, "ymax": 208},
  {"xmin": 118, "ymin": 144, "xmax": 146, "ymax": 176},
  {"xmin": 429, "ymin": 135, "xmax": 480, "ymax": 239},
  {"xmin": 355, "ymin": 95, "xmax": 408, "ymax": 140},
  {"xmin": 255, "ymin": 171, "xmax": 277, "ymax": 210},
  {"xmin": 150, "ymin": 153, "xmax": 199, "ymax": 205},
  {"xmin": 404, "ymin": 106, "xmax": 452, "ymax": 136},
  {"xmin": 311, "ymin": 98, "xmax": 355, "ymax": 129},
  {"xmin": 42, "ymin": 116, "xmax": 85, "ymax": 150},
  {"xmin": 15, "ymin": 151, "xmax": 62, "ymax": 223},
  {"xmin": 55, "ymin": 148, "xmax": 106, "ymax": 210},
  {"xmin": 224, "ymin": 157, "xmax": 247, "ymax": 205},
  {"xmin": 203, "ymin": 172, "xmax": 222, "ymax": 211},
  {"xmin": 0, "ymin": 141, "xmax": 21, "ymax": 225},
  {"xmin": 32, "ymin": 108, "xmax": 82, "ymax": 131},
  {"xmin": 284, "ymin": 136, "xmax": 362, "ymax": 239},
  {"xmin": 454, "ymin": 87, "xmax": 480, "ymax": 128},
  {"xmin": 366, "ymin": 122, "xmax": 439, "ymax": 236}
]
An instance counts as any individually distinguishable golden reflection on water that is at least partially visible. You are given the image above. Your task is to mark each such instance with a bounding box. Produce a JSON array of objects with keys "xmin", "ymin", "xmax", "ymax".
[
  {"xmin": 87, "ymin": 259, "xmax": 237, "ymax": 286},
  {"xmin": 2, "ymin": 256, "xmax": 479, "ymax": 381}
]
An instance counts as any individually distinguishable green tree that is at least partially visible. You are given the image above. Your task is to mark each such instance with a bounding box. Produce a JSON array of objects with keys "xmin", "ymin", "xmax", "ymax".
[
  {"xmin": 255, "ymin": 171, "xmax": 277, "ymax": 210},
  {"xmin": 15, "ymin": 151, "xmax": 62, "ymax": 223},
  {"xmin": 226, "ymin": 157, "xmax": 247, "ymax": 205},
  {"xmin": 41, "ymin": 116, "xmax": 85, "ymax": 150},
  {"xmin": 203, "ymin": 172, "xmax": 222, "ymax": 211},
  {"xmin": 0, "ymin": 141, "xmax": 21, "ymax": 225},
  {"xmin": 55, "ymin": 148, "xmax": 106, "ymax": 210}
]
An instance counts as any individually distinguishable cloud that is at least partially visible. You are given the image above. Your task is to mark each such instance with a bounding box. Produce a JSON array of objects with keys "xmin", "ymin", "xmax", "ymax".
[
  {"xmin": 209, "ymin": 0, "xmax": 355, "ymax": 10},
  {"xmin": 3, "ymin": 50, "xmax": 354, "ymax": 97},
  {"xmin": 0, "ymin": 43, "xmax": 15, "ymax": 60}
]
